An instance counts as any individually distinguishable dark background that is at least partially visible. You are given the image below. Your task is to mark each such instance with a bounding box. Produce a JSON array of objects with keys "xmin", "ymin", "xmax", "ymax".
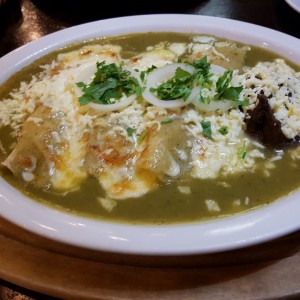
[
  {"xmin": 0, "ymin": 0, "xmax": 299, "ymax": 299},
  {"xmin": 0, "ymin": 0, "xmax": 299, "ymax": 58}
]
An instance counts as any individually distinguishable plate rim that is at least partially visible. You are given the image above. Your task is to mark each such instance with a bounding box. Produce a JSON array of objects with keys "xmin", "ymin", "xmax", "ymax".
[
  {"xmin": 0, "ymin": 14, "xmax": 300, "ymax": 256},
  {"xmin": 285, "ymin": 0, "xmax": 300, "ymax": 13}
]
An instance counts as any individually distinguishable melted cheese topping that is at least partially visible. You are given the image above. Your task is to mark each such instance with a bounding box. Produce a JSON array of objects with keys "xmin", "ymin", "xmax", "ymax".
[{"xmin": 0, "ymin": 36, "xmax": 299, "ymax": 202}]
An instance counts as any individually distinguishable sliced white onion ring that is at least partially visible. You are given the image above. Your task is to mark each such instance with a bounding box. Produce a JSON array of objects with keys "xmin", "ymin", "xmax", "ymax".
[
  {"xmin": 192, "ymin": 64, "xmax": 238, "ymax": 112},
  {"xmin": 88, "ymin": 94, "xmax": 136, "ymax": 112},
  {"xmin": 193, "ymin": 99, "xmax": 235, "ymax": 112},
  {"xmin": 143, "ymin": 63, "xmax": 199, "ymax": 109},
  {"xmin": 126, "ymin": 67, "xmax": 143, "ymax": 86},
  {"xmin": 75, "ymin": 63, "xmax": 136, "ymax": 112},
  {"xmin": 210, "ymin": 64, "xmax": 226, "ymax": 75},
  {"xmin": 75, "ymin": 63, "xmax": 97, "ymax": 88},
  {"xmin": 74, "ymin": 63, "xmax": 97, "ymax": 98}
]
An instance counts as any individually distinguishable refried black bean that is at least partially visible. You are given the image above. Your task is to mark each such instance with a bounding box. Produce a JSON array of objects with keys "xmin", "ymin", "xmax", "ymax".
[{"xmin": 244, "ymin": 94, "xmax": 300, "ymax": 149}]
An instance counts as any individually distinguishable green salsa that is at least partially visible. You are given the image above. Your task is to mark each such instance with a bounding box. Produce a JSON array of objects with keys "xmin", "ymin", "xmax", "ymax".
[{"xmin": 0, "ymin": 32, "xmax": 299, "ymax": 225}]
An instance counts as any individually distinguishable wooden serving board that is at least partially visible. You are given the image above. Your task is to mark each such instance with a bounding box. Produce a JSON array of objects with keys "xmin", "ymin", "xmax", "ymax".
[{"xmin": 1, "ymin": 216, "xmax": 300, "ymax": 300}]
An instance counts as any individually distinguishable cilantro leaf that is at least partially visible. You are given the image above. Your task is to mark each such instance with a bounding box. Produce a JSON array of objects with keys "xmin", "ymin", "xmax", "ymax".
[
  {"xmin": 216, "ymin": 70, "xmax": 232, "ymax": 92},
  {"xmin": 175, "ymin": 67, "xmax": 192, "ymax": 80},
  {"xmin": 239, "ymin": 141, "xmax": 247, "ymax": 159},
  {"xmin": 78, "ymin": 93, "xmax": 93, "ymax": 106},
  {"xmin": 200, "ymin": 120, "xmax": 213, "ymax": 139},
  {"xmin": 126, "ymin": 127, "xmax": 136, "ymax": 137},
  {"xmin": 151, "ymin": 56, "xmax": 212, "ymax": 102},
  {"xmin": 190, "ymin": 56, "xmax": 211, "ymax": 82},
  {"xmin": 135, "ymin": 85, "xmax": 143, "ymax": 97},
  {"xmin": 233, "ymin": 99, "xmax": 250, "ymax": 107},
  {"xmin": 76, "ymin": 61, "xmax": 141, "ymax": 106},
  {"xmin": 151, "ymin": 67, "xmax": 193, "ymax": 101},
  {"xmin": 141, "ymin": 65, "xmax": 157, "ymax": 82},
  {"xmin": 161, "ymin": 118, "xmax": 174, "ymax": 124},
  {"xmin": 222, "ymin": 86, "xmax": 243, "ymax": 101},
  {"xmin": 137, "ymin": 130, "xmax": 148, "ymax": 143},
  {"xmin": 146, "ymin": 65, "xmax": 157, "ymax": 74},
  {"xmin": 140, "ymin": 71, "xmax": 145, "ymax": 82},
  {"xmin": 218, "ymin": 126, "xmax": 228, "ymax": 135},
  {"xmin": 212, "ymin": 70, "xmax": 250, "ymax": 107}
]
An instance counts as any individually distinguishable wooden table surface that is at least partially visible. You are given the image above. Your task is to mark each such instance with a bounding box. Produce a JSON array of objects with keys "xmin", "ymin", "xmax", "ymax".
[
  {"xmin": 0, "ymin": 0, "xmax": 300, "ymax": 299},
  {"xmin": 1, "ymin": 215, "xmax": 300, "ymax": 300}
]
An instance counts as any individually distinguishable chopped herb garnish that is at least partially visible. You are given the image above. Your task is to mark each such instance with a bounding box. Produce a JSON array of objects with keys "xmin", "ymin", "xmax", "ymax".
[
  {"xmin": 146, "ymin": 65, "xmax": 157, "ymax": 73},
  {"xmin": 200, "ymin": 120, "xmax": 213, "ymax": 139},
  {"xmin": 218, "ymin": 126, "xmax": 228, "ymax": 135},
  {"xmin": 214, "ymin": 70, "xmax": 248, "ymax": 106},
  {"xmin": 126, "ymin": 127, "xmax": 136, "ymax": 137},
  {"xmin": 151, "ymin": 56, "xmax": 212, "ymax": 101},
  {"xmin": 233, "ymin": 99, "xmax": 250, "ymax": 107},
  {"xmin": 135, "ymin": 85, "xmax": 143, "ymax": 97},
  {"xmin": 199, "ymin": 93, "xmax": 210, "ymax": 104},
  {"xmin": 161, "ymin": 118, "xmax": 173, "ymax": 124},
  {"xmin": 239, "ymin": 140, "xmax": 247, "ymax": 159},
  {"xmin": 76, "ymin": 61, "xmax": 140, "ymax": 106},
  {"xmin": 151, "ymin": 67, "xmax": 193, "ymax": 101},
  {"xmin": 141, "ymin": 65, "xmax": 157, "ymax": 82},
  {"xmin": 137, "ymin": 130, "xmax": 148, "ymax": 143},
  {"xmin": 149, "ymin": 56, "xmax": 247, "ymax": 107},
  {"xmin": 140, "ymin": 71, "xmax": 146, "ymax": 82},
  {"xmin": 190, "ymin": 56, "xmax": 212, "ymax": 86}
]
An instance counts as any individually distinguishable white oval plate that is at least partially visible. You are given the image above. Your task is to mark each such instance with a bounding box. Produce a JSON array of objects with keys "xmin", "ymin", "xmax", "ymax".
[
  {"xmin": 0, "ymin": 14, "xmax": 300, "ymax": 255},
  {"xmin": 286, "ymin": 0, "xmax": 300, "ymax": 13}
]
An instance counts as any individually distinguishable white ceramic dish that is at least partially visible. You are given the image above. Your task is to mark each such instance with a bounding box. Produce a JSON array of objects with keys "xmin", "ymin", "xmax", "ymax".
[
  {"xmin": 0, "ymin": 14, "xmax": 300, "ymax": 255},
  {"xmin": 285, "ymin": 0, "xmax": 300, "ymax": 13}
]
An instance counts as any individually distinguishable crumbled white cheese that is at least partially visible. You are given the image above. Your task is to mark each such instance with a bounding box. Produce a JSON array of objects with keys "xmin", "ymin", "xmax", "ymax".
[
  {"xmin": 1, "ymin": 40, "xmax": 299, "ymax": 201},
  {"xmin": 22, "ymin": 171, "xmax": 35, "ymax": 182},
  {"xmin": 97, "ymin": 197, "xmax": 117, "ymax": 212},
  {"xmin": 177, "ymin": 186, "xmax": 191, "ymax": 194},
  {"xmin": 192, "ymin": 36, "xmax": 216, "ymax": 44},
  {"xmin": 168, "ymin": 43, "xmax": 187, "ymax": 56},
  {"xmin": 241, "ymin": 59, "xmax": 300, "ymax": 139},
  {"xmin": 205, "ymin": 199, "xmax": 221, "ymax": 212}
]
